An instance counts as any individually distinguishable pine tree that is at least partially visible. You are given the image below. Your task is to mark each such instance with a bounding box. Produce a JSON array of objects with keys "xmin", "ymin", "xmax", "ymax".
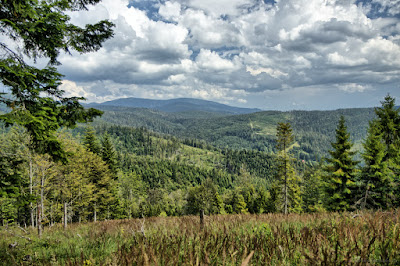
[
  {"xmin": 324, "ymin": 116, "xmax": 358, "ymax": 211},
  {"xmin": 358, "ymin": 120, "xmax": 393, "ymax": 209},
  {"xmin": 275, "ymin": 122, "xmax": 302, "ymax": 214}
]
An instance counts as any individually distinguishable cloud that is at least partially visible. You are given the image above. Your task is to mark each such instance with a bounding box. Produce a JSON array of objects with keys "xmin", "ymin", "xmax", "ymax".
[
  {"xmin": 53, "ymin": 0, "xmax": 400, "ymax": 110},
  {"xmin": 195, "ymin": 49, "xmax": 236, "ymax": 71},
  {"xmin": 246, "ymin": 66, "xmax": 288, "ymax": 78},
  {"xmin": 158, "ymin": 1, "xmax": 181, "ymax": 21},
  {"xmin": 338, "ymin": 83, "xmax": 369, "ymax": 93}
]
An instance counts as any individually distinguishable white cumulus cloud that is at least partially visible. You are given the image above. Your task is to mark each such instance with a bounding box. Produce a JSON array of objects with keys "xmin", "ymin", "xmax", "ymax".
[{"xmin": 53, "ymin": 0, "xmax": 400, "ymax": 110}]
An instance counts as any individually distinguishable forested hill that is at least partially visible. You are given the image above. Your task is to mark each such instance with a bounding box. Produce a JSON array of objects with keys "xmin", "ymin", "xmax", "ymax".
[
  {"xmin": 91, "ymin": 105, "xmax": 376, "ymax": 161},
  {"xmin": 86, "ymin": 97, "xmax": 261, "ymax": 114}
]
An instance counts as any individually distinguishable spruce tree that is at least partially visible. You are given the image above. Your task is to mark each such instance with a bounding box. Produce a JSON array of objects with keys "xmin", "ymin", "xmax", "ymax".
[
  {"xmin": 374, "ymin": 95, "xmax": 400, "ymax": 206},
  {"xmin": 324, "ymin": 116, "xmax": 358, "ymax": 211},
  {"xmin": 359, "ymin": 120, "xmax": 393, "ymax": 209},
  {"xmin": 83, "ymin": 126, "xmax": 101, "ymax": 155},
  {"xmin": 275, "ymin": 122, "xmax": 302, "ymax": 214},
  {"xmin": 101, "ymin": 133, "xmax": 118, "ymax": 176},
  {"xmin": 375, "ymin": 95, "xmax": 400, "ymax": 162},
  {"xmin": 375, "ymin": 95, "xmax": 400, "ymax": 160}
]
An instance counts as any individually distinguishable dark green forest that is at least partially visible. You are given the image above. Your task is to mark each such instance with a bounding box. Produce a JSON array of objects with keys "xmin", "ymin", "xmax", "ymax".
[
  {"xmin": 1, "ymin": 94, "xmax": 400, "ymax": 227},
  {"xmin": 92, "ymin": 104, "xmax": 376, "ymax": 160}
]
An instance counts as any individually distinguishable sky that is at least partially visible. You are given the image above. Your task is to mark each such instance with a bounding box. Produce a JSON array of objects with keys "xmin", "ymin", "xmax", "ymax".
[{"xmin": 56, "ymin": 0, "xmax": 400, "ymax": 110}]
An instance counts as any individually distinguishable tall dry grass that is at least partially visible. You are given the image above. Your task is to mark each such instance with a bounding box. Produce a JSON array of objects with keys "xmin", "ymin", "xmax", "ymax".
[{"xmin": 1, "ymin": 210, "xmax": 399, "ymax": 265}]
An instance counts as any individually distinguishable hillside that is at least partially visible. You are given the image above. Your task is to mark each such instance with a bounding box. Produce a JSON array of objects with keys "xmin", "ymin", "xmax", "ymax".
[
  {"xmin": 91, "ymin": 105, "xmax": 376, "ymax": 161},
  {"xmin": 86, "ymin": 97, "xmax": 261, "ymax": 115}
]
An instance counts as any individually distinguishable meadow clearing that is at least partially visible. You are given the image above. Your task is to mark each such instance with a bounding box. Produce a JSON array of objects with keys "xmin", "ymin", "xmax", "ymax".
[{"xmin": 1, "ymin": 210, "xmax": 400, "ymax": 265}]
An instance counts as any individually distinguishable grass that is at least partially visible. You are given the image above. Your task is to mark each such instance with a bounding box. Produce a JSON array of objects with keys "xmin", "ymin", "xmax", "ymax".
[{"xmin": 1, "ymin": 210, "xmax": 400, "ymax": 265}]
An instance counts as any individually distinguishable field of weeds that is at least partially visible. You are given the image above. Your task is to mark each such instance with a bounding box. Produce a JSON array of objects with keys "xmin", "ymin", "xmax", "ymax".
[{"xmin": 1, "ymin": 210, "xmax": 400, "ymax": 265}]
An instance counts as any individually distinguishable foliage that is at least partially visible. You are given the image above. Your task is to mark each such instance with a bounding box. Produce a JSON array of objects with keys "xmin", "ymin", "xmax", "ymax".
[
  {"xmin": 0, "ymin": 127, "xmax": 31, "ymax": 225},
  {"xmin": 323, "ymin": 116, "xmax": 359, "ymax": 211},
  {"xmin": 0, "ymin": 0, "xmax": 114, "ymax": 161},
  {"xmin": 302, "ymin": 166, "xmax": 325, "ymax": 213},
  {"xmin": 83, "ymin": 126, "xmax": 101, "ymax": 155},
  {"xmin": 100, "ymin": 132, "xmax": 118, "ymax": 176},
  {"xmin": 186, "ymin": 179, "xmax": 224, "ymax": 215},
  {"xmin": 94, "ymin": 105, "xmax": 376, "ymax": 161},
  {"xmin": 358, "ymin": 120, "xmax": 393, "ymax": 209},
  {"xmin": 374, "ymin": 95, "xmax": 400, "ymax": 162}
]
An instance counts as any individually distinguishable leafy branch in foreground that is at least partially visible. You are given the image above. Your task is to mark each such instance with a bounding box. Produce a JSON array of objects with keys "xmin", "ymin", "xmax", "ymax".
[{"xmin": 0, "ymin": 0, "xmax": 114, "ymax": 161}]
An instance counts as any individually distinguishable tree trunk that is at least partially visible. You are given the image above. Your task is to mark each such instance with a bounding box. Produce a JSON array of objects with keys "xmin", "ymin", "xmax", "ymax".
[
  {"xmin": 200, "ymin": 209, "xmax": 204, "ymax": 229},
  {"xmin": 284, "ymin": 144, "xmax": 288, "ymax": 215},
  {"xmin": 63, "ymin": 202, "xmax": 68, "ymax": 229},
  {"xmin": 40, "ymin": 173, "xmax": 45, "ymax": 226},
  {"xmin": 362, "ymin": 185, "xmax": 369, "ymax": 210},
  {"xmin": 30, "ymin": 159, "xmax": 34, "ymax": 228},
  {"xmin": 37, "ymin": 202, "xmax": 42, "ymax": 237},
  {"xmin": 94, "ymin": 203, "xmax": 97, "ymax": 222}
]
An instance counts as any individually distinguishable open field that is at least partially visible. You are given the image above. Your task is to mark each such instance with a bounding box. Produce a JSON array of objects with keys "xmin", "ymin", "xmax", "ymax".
[{"xmin": 1, "ymin": 210, "xmax": 400, "ymax": 265}]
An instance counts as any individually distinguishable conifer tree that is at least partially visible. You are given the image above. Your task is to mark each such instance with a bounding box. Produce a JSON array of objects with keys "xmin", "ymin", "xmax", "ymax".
[
  {"xmin": 302, "ymin": 167, "xmax": 325, "ymax": 213},
  {"xmin": 374, "ymin": 95, "xmax": 400, "ymax": 206},
  {"xmin": 83, "ymin": 126, "xmax": 101, "ymax": 155},
  {"xmin": 275, "ymin": 122, "xmax": 302, "ymax": 214},
  {"xmin": 375, "ymin": 95, "xmax": 400, "ymax": 162},
  {"xmin": 101, "ymin": 133, "xmax": 118, "ymax": 176},
  {"xmin": 358, "ymin": 120, "xmax": 393, "ymax": 209},
  {"xmin": 324, "ymin": 116, "xmax": 358, "ymax": 211}
]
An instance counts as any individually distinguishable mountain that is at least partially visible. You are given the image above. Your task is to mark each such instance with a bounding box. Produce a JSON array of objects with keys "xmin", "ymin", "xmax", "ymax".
[{"xmin": 87, "ymin": 97, "xmax": 261, "ymax": 115}]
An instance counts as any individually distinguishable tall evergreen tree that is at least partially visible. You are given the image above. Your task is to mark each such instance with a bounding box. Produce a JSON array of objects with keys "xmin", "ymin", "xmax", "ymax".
[
  {"xmin": 375, "ymin": 95, "xmax": 400, "ymax": 162},
  {"xmin": 374, "ymin": 95, "xmax": 400, "ymax": 206},
  {"xmin": 275, "ymin": 122, "xmax": 302, "ymax": 214},
  {"xmin": 358, "ymin": 120, "xmax": 393, "ymax": 209},
  {"xmin": 83, "ymin": 126, "xmax": 101, "ymax": 155},
  {"xmin": 101, "ymin": 133, "xmax": 118, "ymax": 176},
  {"xmin": 323, "ymin": 116, "xmax": 358, "ymax": 211}
]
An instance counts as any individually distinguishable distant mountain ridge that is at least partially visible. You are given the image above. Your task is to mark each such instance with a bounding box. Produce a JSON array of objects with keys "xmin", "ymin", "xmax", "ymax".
[{"xmin": 87, "ymin": 97, "xmax": 261, "ymax": 115}]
